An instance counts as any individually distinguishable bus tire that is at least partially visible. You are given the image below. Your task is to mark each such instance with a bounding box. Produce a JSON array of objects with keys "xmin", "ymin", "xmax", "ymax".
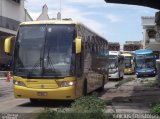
[
  {"xmin": 121, "ymin": 75, "xmax": 124, "ymax": 79},
  {"xmin": 30, "ymin": 99, "xmax": 38, "ymax": 103},
  {"xmin": 118, "ymin": 72, "xmax": 121, "ymax": 80},
  {"xmin": 83, "ymin": 80, "xmax": 87, "ymax": 96}
]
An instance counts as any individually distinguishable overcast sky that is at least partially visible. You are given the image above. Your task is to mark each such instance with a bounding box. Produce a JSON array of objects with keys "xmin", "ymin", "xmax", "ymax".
[{"xmin": 25, "ymin": 0, "xmax": 158, "ymax": 45}]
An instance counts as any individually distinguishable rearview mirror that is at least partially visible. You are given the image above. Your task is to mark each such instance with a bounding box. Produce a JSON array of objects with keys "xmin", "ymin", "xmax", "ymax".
[
  {"xmin": 75, "ymin": 37, "xmax": 82, "ymax": 54},
  {"xmin": 4, "ymin": 36, "xmax": 15, "ymax": 55}
]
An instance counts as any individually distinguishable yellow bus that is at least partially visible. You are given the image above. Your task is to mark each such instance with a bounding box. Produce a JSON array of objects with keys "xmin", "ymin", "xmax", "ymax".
[
  {"xmin": 121, "ymin": 52, "xmax": 135, "ymax": 74},
  {"xmin": 4, "ymin": 20, "xmax": 108, "ymax": 103}
]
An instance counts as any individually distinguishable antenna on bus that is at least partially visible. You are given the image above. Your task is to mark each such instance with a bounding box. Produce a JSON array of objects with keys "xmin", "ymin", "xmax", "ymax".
[{"xmin": 57, "ymin": 0, "xmax": 62, "ymax": 20}]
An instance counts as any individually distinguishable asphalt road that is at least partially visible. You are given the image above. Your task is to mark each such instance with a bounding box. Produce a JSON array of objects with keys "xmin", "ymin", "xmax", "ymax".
[{"xmin": 0, "ymin": 79, "xmax": 43, "ymax": 113}]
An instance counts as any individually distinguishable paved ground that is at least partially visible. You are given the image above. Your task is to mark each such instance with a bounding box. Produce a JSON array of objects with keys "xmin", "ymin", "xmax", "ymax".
[
  {"xmin": 0, "ymin": 78, "xmax": 44, "ymax": 115},
  {"xmin": 102, "ymin": 75, "xmax": 160, "ymax": 114},
  {"xmin": 0, "ymin": 75, "xmax": 159, "ymax": 118}
]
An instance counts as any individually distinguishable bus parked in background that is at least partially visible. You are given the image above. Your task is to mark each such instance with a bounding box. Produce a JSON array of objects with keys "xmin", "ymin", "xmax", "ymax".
[
  {"xmin": 135, "ymin": 49, "xmax": 157, "ymax": 78},
  {"xmin": 4, "ymin": 20, "xmax": 108, "ymax": 102},
  {"xmin": 121, "ymin": 52, "xmax": 135, "ymax": 74},
  {"xmin": 108, "ymin": 51, "xmax": 124, "ymax": 80}
]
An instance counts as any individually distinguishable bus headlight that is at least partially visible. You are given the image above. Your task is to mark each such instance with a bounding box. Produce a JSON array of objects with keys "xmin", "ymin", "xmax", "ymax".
[
  {"xmin": 13, "ymin": 80, "xmax": 26, "ymax": 87},
  {"xmin": 58, "ymin": 81, "xmax": 76, "ymax": 87}
]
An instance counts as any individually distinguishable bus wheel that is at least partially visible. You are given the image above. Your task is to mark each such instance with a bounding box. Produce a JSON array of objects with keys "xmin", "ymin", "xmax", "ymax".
[
  {"xmin": 121, "ymin": 76, "xmax": 124, "ymax": 79},
  {"xmin": 83, "ymin": 80, "xmax": 87, "ymax": 96},
  {"xmin": 30, "ymin": 99, "xmax": 38, "ymax": 103},
  {"xmin": 118, "ymin": 72, "xmax": 121, "ymax": 80}
]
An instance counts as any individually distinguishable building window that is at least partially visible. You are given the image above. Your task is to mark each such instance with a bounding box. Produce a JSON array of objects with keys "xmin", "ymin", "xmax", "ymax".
[{"xmin": 11, "ymin": 0, "xmax": 20, "ymax": 4}]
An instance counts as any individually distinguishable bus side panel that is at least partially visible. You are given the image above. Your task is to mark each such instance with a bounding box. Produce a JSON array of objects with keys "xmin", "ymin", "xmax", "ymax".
[{"xmin": 76, "ymin": 24, "xmax": 108, "ymax": 94}]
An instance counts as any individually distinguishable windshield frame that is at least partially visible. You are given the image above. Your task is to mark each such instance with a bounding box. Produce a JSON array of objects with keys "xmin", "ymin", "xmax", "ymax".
[{"xmin": 135, "ymin": 54, "xmax": 155, "ymax": 69}]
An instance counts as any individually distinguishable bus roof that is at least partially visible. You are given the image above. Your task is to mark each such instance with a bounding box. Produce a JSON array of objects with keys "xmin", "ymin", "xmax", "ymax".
[
  {"xmin": 121, "ymin": 53, "xmax": 133, "ymax": 57},
  {"xmin": 20, "ymin": 20, "xmax": 77, "ymax": 25},
  {"xmin": 20, "ymin": 20, "xmax": 108, "ymax": 43},
  {"xmin": 109, "ymin": 51, "xmax": 121, "ymax": 55},
  {"xmin": 135, "ymin": 49, "xmax": 153, "ymax": 55}
]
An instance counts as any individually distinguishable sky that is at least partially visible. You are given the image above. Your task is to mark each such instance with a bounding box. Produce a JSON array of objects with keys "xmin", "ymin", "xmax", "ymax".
[{"xmin": 25, "ymin": 0, "xmax": 158, "ymax": 46}]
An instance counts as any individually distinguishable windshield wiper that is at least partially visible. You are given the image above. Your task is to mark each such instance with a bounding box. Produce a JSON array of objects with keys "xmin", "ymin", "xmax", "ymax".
[
  {"xmin": 27, "ymin": 48, "xmax": 44, "ymax": 78},
  {"xmin": 45, "ymin": 48, "xmax": 56, "ymax": 72},
  {"xmin": 27, "ymin": 57, "xmax": 43, "ymax": 78},
  {"xmin": 146, "ymin": 63, "xmax": 154, "ymax": 68},
  {"xmin": 139, "ymin": 62, "xmax": 145, "ymax": 68}
]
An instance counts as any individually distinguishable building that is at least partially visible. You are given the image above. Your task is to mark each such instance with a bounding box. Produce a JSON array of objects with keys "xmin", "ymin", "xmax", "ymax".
[
  {"xmin": 36, "ymin": 4, "xmax": 50, "ymax": 20},
  {"xmin": 0, "ymin": 0, "xmax": 32, "ymax": 70},
  {"xmin": 141, "ymin": 16, "xmax": 160, "ymax": 58},
  {"xmin": 108, "ymin": 42, "xmax": 120, "ymax": 51},
  {"xmin": 123, "ymin": 41, "xmax": 143, "ymax": 51}
]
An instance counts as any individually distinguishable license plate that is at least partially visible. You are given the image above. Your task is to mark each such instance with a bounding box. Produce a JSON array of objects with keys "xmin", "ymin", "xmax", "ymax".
[{"xmin": 37, "ymin": 92, "xmax": 48, "ymax": 96}]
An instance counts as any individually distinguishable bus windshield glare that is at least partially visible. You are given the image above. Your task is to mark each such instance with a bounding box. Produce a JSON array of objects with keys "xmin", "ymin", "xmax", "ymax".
[
  {"xmin": 108, "ymin": 55, "xmax": 117, "ymax": 69},
  {"xmin": 135, "ymin": 55, "xmax": 155, "ymax": 69},
  {"xmin": 124, "ymin": 56, "xmax": 132, "ymax": 68},
  {"xmin": 14, "ymin": 24, "xmax": 75, "ymax": 78}
]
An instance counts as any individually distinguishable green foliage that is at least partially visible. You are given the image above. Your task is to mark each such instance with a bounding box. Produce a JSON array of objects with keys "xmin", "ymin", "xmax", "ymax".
[
  {"xmin": 71, "ymin": 95, "xmax": 106, "ymax": 113},
  {"xmin": 37, "ymin": 107, "xmax": 56, "ymax": 119},
  {"xmin": 150, "ymin": 103, "xmax": 160, "ymax": 116},
  {"xmin": 37, "ymin": 96, "xmax": 114, "ymax": 119}
]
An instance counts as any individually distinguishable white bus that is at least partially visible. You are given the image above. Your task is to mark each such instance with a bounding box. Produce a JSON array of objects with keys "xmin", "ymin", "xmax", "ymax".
[{"xmin": 108, "ymin": 51, "xmax": 124, "ymax": 80}]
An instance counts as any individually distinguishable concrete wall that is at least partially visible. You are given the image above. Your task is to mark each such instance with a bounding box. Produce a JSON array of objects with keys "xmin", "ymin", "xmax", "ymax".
[
  {"xmin": 0, "ymin": 0, "xmax": 32, "ymax": 32},
  {"xmin": 0, "ymin": 0, "xmax": 33, "ymax": 71},
  {"xmin": 141, "ymin": 16, "xmax": 160, "ymax": 51},
  {"xmin": 1, "ymin": 0, "xmax": 25, "ymax": 22}
]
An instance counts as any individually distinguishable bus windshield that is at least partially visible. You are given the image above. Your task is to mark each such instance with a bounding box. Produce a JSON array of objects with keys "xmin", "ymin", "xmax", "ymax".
[
  {"xmin": 124, "ymin": 56, "xmax": 132, "ymax": 68},
  {"xmin": 108, "ymin": 55, "xmax": 117, "ymax": 69},
  {"xmin": 136, "ymin": 56, "xmax": 155, "ymax": 69},
  {"xmin": 14, "ymin": 24, "xmax": 75, "ymax": 78}
]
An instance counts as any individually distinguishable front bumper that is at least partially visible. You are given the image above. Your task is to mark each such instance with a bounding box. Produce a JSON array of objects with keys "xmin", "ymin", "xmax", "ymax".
[
  {"xmin": 136, "ymin": 70, "xmax": 156, "ymax": 76},
  {"xmin": 109, "ymin": 72, "xmax": 119, "ymax": 79},
  {"xmin": 14, "ymin": 85, "xmax": 76, "ymax": 100},
  {"xmin": 124, "ymin": 68, "xmax": 134, "ymax": 74}
]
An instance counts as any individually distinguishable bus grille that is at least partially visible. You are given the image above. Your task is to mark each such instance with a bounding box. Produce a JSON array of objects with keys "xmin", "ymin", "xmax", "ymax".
[{"xmin": 27, "ymin": 84, "xmax": 58, "ymax": 89}]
